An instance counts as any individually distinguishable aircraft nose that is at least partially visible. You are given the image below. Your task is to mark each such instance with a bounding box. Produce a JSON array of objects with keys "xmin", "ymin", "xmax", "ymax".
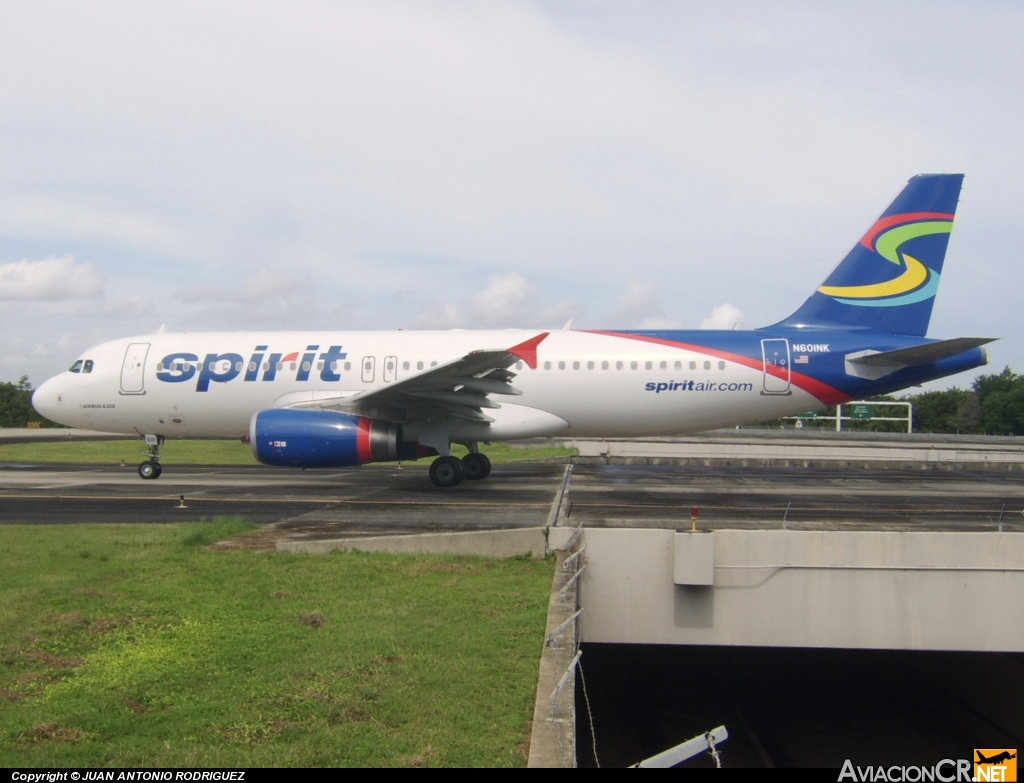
[{"xmin": 32, "ymin": 377, "xmax": 58, "ymax": 420}]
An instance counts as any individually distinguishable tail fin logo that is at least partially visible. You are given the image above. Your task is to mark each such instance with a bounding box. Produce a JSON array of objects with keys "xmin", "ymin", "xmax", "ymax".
[{"xmin": 817, "ymin": 212, "xmax": 954, "ymax": 308}]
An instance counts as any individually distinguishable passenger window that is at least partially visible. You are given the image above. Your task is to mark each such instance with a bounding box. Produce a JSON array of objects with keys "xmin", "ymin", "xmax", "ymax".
[
  {"xmin": 718, "ymin": 361, "xmax": 726, "ymax": 370},
  {"xmin": 302, "ymin": 361, "xmax": 311, "ymax": 372},
  {"xmin": 290, "ymin": 362, "xmax": 297, "ymax": 371},
  {"xmin": 602, "ymin": 361, "xmax": 609, "ymax": 370},
  {"xmin": 558, "ymin": 361, "xmax": 566, "ymax": 370},
  {"xmin": 249, "ymin": 362, "xmax": 257, "ymax": 372},
  {"xmin": 631, "ymin": 361, "xmax": 638, "ymax": 370},
  {"xmin": 544, "ymin": 361, "xmax": 552, "ymax": 370},
  {"xmin": 156, "ymin": 363, "xmax": 164, "ymax": 372},
  {"xmin": 82, "ymin": 360, "xmax": 94, "ymax": 373},
  {"xmin": 69, "ymin": 360, "xmax": 83, "ymax": 373},
  {"xmin": 317, "ymin": 361, "xmax": 324, "ymax": 370},
  {"xmin": 236, "ymin": 362, "xmax": 244, "ymax": 372},
  {"xmin": 689, "ymin": 361, "xmax": 696, "ymax": 370},
  {"xmin": 616, "ymin": 361, "xmax": 623, "ymax": 370},
  {"xmin": 403, "ymin": 361, "xmax": 410, "ymax": 371},
  {"xmin": 587, "ymin": 361, "xmax": 594, "ymax": 370},
  {"xmin": 645, "ymin": 361, "xmax": 652, "ymax": 370},
  {"xmin": 704, "ymin": 360, "xmax": 711, "ymax": 370},
  {"xmin": 345, "ymin": 362, "xmax": 352, "ymax": 371},
  {"xmin": 430, "ymin": 361, "xmax": 438, "ymax": 367},
  {"xmin": 263, "ymin": 362, "xmax": 270, "ymax": 372},
  {"xmin": 276, "ymin": 362, "xmax": 283, "ymax": 371},
  {"xmin": 417, "ymin": 361, "xmax": 424, "ymax": 370},
  {"xmin": 573, "ymin": 361, "xmax": 580, "ymax": 370},
  {"xmin": 674, "ymin": 361, "xmax": 682, "ymax": 370},
  {"xmin": 515, "ymin": 362, "xmax": 523, "ymax": 370},
  {"xmin": 659, "ymin": 361, "xmax": 667, "ymax": 370}
]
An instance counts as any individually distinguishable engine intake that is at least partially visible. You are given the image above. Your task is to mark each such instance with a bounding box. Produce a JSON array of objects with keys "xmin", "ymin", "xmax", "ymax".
[{"xmin": 250, "ymin": 409, "xmax": 419, "ymax": 468}]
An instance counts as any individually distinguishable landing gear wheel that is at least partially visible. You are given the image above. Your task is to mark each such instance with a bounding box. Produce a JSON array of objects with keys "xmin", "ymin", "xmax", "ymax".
[
  {"xmin": 430, "ymin": 455, "xmax": 465, "ymax": 488},
  {"xmin": 462, "ymin": 453, "xmax": 491, "ymax": 480},
  {"xmin": 152, "ymin": 462, "xmax": 163, "ymax": 478},
  {"xmin": 138, "ymin": 460, "xmax": 160, "ymax": 480}
]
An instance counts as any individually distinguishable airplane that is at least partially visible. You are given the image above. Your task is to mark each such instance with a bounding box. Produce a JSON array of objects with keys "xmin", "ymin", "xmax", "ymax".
[
  {"xmin": 30, "ymin": 174, "xmax": 993, "ymax": 487},
  {"xmin": 976, "ymin": 751, "xmax": 1016, "ymax": 765}
]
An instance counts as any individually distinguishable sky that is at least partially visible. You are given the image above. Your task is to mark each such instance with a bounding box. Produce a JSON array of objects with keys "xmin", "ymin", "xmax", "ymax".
[{"xmin": 1, "ymin": 1, "xmax": 1022, "ymax": 390}]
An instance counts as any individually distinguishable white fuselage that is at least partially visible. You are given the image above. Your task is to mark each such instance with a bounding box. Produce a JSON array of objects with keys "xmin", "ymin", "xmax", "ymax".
[{"xmin": 32, "ymin": 329, "xmax": 824, "ymax": 442}]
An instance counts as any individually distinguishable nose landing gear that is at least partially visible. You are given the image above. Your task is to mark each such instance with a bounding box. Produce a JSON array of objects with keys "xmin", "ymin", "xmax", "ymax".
[
  {"xmin": 138, "ymin": 460, "xmax": 162, "ymax": 479},
  {"xmin": 138, "ymin": 434, "xmax": 164, "ymax": 480}
]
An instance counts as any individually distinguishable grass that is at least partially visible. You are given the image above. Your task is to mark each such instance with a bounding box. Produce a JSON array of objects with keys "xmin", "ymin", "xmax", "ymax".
[
  {"xmin": 0, "ymin": 518, "xmax": 554, "ymax": 766},
  {"xmin": 0, "ymin": 439, "xmax": 575, "ymax": 466}
]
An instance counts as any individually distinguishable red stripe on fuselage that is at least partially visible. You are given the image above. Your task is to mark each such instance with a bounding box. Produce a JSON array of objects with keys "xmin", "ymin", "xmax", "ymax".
[
  {"xmin": 356, "ymin": 417, "xmax": 373, "ymax": 463},
  {"xmin": 583, "ymin": 331, "xmax": 852, "ymax": 406},
  {"xmin": 859, "ymin": 212, "xmax": 955, "ymax": 250}
]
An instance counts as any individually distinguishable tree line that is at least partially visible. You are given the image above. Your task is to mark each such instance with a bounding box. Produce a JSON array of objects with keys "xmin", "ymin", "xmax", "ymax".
[
  {"xmin": 4, "ymin": 368, "xmax": 1024, "ymax": 435},
  {"xmin": 0, "ymin": 377, "xmax": 64, "ymax": 428},
  {"xmin": 758, "ymin": 367, "xmax": 1024, "ymax": 436}
]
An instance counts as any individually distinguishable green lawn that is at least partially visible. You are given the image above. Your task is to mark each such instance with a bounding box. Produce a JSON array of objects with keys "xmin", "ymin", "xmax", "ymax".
[
  {"xmin": 0, "ymin": 519, "xmax": 553, "ymax": 767},
  {"xmin": 0, "ymin": 439, "xmax": 574, "ymax": 466}
]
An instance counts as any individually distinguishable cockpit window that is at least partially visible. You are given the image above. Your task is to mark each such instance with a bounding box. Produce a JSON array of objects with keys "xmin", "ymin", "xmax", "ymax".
[
  {"xmin": 69, "ymin": 360, "xmax": 83, "ymax": 373},
  {"xmin": 82, "ymin": 360, "xmax": 94, "ymax": 373}
]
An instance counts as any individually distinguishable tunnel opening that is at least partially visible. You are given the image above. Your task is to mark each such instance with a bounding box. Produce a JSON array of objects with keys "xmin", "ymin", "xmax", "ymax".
[{"xmin": 575, "ymin": 643, "xmax": 1024, "ymax": 769}]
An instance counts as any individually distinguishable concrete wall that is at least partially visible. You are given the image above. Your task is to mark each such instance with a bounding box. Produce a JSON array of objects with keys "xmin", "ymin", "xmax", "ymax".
[{"xmin": 579, "ymin": 529, "xmax": 1024, "ymax": 651}]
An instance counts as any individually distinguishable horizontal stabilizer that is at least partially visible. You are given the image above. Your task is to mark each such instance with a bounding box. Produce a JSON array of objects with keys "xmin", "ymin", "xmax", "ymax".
[{"xmin": 845, "ymin": 337, "xmax": 995, "ymax": 380}]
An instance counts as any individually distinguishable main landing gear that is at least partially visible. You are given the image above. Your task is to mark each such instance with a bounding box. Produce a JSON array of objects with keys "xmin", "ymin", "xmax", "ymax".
[
  {"xmin": 138, "ymin": 434, "xmax": 163, "ymax": 480},
  {"xmin": 428, "ymin": 450, "xmax": 492, "ymax": 488}
]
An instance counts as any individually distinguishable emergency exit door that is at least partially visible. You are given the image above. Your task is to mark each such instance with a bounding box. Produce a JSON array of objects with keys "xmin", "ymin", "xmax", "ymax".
[{"xmin": 361, "ymin": 356, "xmax": 376, "ymax": 383}]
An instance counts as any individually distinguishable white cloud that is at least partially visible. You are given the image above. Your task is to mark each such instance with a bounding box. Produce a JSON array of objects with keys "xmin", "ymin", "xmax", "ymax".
[
  {"xmin": 609, "ymin": 280, "xmax": 683, "ymax": 329},
  {"xmin": 76, "ymin": 295, "xmax": 153, "ymax": 320},
  {"xmin": 638, "ymin": 316, "xmax": 685, "ymax": 330},
  {"xmin": 700, "ymin": 303, "xmax": 745, "ymax": 330},
  {"xmin": 414, "ymin": 301, "xmax": 463, "ymax": 330},
  {"xmin": 0, "ymin": 255, "xmax": 106, "ymax": 301},
  {"xmin": 178, "ymin": 267, "xmax": 300, "ymax": 304},
  {"xmin": 416, "ymin": 272, "xmax": 580, "ymax": 329}
]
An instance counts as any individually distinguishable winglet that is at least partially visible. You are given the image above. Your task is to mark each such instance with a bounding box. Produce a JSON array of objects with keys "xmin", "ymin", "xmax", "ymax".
[{"xmin": 507, "ymin": 332, "xmax": 549, "ymax": 369}]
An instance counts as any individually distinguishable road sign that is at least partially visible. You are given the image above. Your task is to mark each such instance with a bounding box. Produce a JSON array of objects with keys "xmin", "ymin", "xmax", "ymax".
[{"xmin": 850, "ymin": 404, "xmax": 873, "ymax": 419}]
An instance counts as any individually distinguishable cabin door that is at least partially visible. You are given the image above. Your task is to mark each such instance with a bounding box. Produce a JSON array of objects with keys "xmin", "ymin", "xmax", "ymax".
[
  {"xmin": 761, "ymin": 338, "xmax": 791, "ymax": 395},
  {"xmin": 120, "ymin": 343, "xmax": 150, "ymax": 394}
]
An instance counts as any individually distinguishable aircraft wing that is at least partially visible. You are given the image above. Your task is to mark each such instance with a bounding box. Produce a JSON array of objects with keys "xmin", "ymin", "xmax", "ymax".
[{"xmin": 283, "ymin": 332, "xmax": 549, "ymax": 423}]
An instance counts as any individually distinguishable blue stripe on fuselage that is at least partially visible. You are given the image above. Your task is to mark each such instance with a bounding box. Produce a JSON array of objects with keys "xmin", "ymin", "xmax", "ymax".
[{"xmin": 598, "ymin": 329, "xmax": 987, "ymax": 403}]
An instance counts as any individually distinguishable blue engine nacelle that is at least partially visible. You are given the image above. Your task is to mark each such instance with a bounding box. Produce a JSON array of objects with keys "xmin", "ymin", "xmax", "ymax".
[{"xmin": 250, "ymin": 409, "xmax": 420, "ymax": 468}]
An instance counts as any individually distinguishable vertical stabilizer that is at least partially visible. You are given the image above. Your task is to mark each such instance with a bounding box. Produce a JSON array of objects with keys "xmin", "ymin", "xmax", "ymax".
[{"xmin": 775, "ymin": 174, "xmax": 964, "ymax": 336}]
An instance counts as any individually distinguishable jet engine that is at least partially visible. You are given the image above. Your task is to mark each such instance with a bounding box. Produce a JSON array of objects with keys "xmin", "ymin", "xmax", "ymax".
[{"xmin": 250, "ymin": 409, "xmax": 421, "ymax": 468}]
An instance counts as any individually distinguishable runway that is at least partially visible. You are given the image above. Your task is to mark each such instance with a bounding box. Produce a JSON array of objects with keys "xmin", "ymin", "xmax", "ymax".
[{"xmin": 2, "ymin": 459, "xmax": 1023, "ymax": 537}]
